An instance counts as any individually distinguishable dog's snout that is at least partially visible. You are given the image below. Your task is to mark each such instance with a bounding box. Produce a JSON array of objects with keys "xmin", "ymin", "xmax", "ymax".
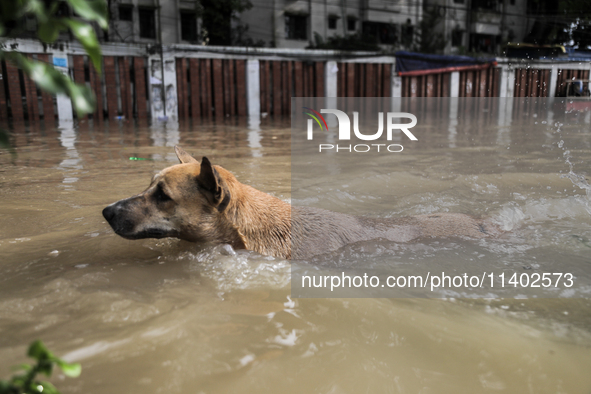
[{"xmin": 102, "ymin": 205, "xmax": 116, "ymax": 222}]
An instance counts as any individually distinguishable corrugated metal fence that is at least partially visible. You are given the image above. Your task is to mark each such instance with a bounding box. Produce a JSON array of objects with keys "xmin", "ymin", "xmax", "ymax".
[
  {"xmin": 175, "ymin": 58, "xmax": 247, "ymax": 121},
  {"xmin": 0, "ymin": 54, "xmax": 150, "ymax": 123},
  {"xmin": 0, "ymin": 50, "xmax": 589, "ymax": 124}
]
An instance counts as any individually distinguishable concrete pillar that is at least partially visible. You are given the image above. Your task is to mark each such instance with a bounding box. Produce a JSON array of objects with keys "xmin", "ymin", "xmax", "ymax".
[
  {"xmin": 324, "ymin": 62, "xmax": 338, "ymax": 133},
  {"xmin": 246, "ymin": 59, "xmax": 260, "ymax": 117},
  {"xmin": 147, "ymin": 56, "xmax": 178, "ymax": 122},
  {"xmin": 391, "ymin": 66, "xmax": 402, "ymax": 112},
  {"xmin": 148, "ymin": 56, "xmax": 165, "ymax": 121},
  {"xmin": 450, "ymin": 71, "xmax": 460, "ymax": 97},
  {"xmin": 506, "ymin": 69, "xmax": 515, "ymax": 98},
  {"xmin": 499, "ymin": 65, "xmax": 515, "ymax": 98},
  {"xmin": 53, "ymin": 54, "xmax": 73, "ymax": 122},
  {"xmin": 391, "ymin": 63, "xmax": 402, "ymax": 113},
  {"xmin": 497, "ymin": 64, "xmax": 513, "ymax": 146},
  {"xmin": 548, "ymin": 67, "xmax": 558, "ymax": 99},
  {"xmin": 162, "ymin": 57, "xmax": 178, "ymax": 121},
  {"xmin": 325, "ymin": 61, "xmax": 338, "ymax": 97},
  {"xmin": 392, "ymin": 75, "xmax": 402, "ymax": 97}
]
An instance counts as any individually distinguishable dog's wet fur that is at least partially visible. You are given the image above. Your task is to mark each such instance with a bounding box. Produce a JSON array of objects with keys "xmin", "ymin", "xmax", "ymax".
[{"xmin": 103, "ymin": 146, "xmax": 499, "ymax": 260}]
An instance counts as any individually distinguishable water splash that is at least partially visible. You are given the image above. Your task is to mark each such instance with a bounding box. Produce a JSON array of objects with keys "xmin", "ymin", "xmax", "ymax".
[
  {"xmin": 554, "ymin": 124, "xmax": 591, "ymax": 209},
  {"xmin": 182, "ymin": 245, "xmax": 291, "ymax": 292},
  {"xmin": 561, "ymin": 147, "xmax": 591, "ymax": 198}
]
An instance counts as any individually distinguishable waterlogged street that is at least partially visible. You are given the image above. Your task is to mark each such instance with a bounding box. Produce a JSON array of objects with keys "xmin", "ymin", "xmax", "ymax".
[{"xmin": 1, "ymin": 99, "xmax": 591, "ymax": 393}]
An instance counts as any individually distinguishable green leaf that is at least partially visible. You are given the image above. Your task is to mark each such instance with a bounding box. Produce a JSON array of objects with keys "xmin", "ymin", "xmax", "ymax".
[
  {"xmin": 10, "ymin": 53, "xmax": 69, "ymax": 94},
  {"xmin": 67, "ymin": 81, "xmax": 96, "ymax": 117},
  {"xmin": 63, "ymin": 19, "xmax": 102, "ymax": 73},
  {"xmin": 8, "ymin": 53, "xmax": 97, "ymax": 116},
  {"xmin": 0, "ymin": 379, "xmax": 13, "ymax": 392},
  {"xmin": 27, "ymin": 341, "xmax": 52, "ymax": 361},
  {"xmin": 3, "ymin": 50, "xmax": 98, "ymax": 118},
  {"xmin": 54, "ymin": 359, "xmax": 81, "ymax": 378},
  {"xmin": 24, "ymin": 0, "xmax": 49, "ymax": 24},
  {"xmin": 65, "ymin": 0, "xmax": 109, "ymax": 30},
  {"xmin": 36, "ymin": 360, "xmax": 54, "ymax": 377},
  {"xmin": 38, "ymin": 19, "xmax": 64, "ymax": 43}
]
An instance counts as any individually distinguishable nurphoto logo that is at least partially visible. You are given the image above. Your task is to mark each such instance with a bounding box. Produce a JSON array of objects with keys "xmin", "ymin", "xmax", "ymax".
[{"xmin": 303, "ymin": 107, "xmax": 418, "ymax": 153}]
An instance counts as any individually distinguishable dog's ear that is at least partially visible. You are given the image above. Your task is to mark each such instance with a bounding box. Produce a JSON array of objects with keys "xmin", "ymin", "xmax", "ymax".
[
  {"xmin": 197, "ymin": 157, "xmax": 231, "ymax": 211},
  {"xmin": 175, "ymin": 146, "xmax": 198, "ymax": 164},
  {"xmin": 197, "ymin": 156, "xmax": 222, "ymax": 204}
]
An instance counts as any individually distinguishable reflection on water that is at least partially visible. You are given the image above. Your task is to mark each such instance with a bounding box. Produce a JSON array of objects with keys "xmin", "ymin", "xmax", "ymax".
[
  {"xmin": 247, "ymin": 116, "xmax": 263, "ymax": 158},
  {"xmin": 57, "ymin": 121, "xmax": 82, "ymax": 190},
  {"xmin": 0, "ymin": 101, "xmax": 590, "ymax": 393}
]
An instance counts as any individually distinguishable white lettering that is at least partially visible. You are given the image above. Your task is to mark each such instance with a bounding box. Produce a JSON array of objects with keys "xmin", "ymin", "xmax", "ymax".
[
  {"xmin": 353, "ymin": 112, "xmax": 383, "ymax": 140},
  {"xmin": 387, "ymin": 112, "xmax": 418, "ymax": 141}
]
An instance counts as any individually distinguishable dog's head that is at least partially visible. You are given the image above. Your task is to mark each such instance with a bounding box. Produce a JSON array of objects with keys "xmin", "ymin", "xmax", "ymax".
[{"xmin": 103, "ymin": 146, "xmax": 240, "ymax": 245}]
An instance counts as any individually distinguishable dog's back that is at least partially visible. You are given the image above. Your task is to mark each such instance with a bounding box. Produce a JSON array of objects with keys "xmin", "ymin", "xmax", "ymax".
[{"xmin": 291, "ymin": 207, "xmax": 498, "ymax": 260}]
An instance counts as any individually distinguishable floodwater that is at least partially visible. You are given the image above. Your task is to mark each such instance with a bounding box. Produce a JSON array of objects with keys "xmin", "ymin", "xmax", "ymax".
[{"xmin": 1, "ymin": 99, "xmax": 591, "ymax": 393}]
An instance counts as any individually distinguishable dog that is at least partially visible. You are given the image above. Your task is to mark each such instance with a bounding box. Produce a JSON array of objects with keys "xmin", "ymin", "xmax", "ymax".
[{"xmin": 103, "ymin": 146, "xmax": 499, "ymax": 260}]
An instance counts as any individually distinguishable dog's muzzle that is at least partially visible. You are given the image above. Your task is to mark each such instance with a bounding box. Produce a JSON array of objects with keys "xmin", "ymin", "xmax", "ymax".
[
  {"xmin": 103, "ymin": 200, "xmax": 176, "ymax": 240},
  {"xmin": 102, "ymin": 202, "xmax": 136, "ymax": 238}
]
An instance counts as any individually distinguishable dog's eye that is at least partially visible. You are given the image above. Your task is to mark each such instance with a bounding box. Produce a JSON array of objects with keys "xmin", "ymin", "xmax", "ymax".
[{"xmin": 154, "ymin": 185, "xmax": 172, "ymax": 203}]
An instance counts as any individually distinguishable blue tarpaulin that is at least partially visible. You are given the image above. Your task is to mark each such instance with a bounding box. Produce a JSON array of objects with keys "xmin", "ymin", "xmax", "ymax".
[{"xmin": 394, "ymin": 51, "xmax": 496, "ymax": 74}]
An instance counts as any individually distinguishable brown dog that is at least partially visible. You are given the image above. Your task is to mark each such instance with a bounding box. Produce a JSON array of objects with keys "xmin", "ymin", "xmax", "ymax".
[{"xmin": 103, "ymin": 146, "xmax": 498, "ymax": 260}]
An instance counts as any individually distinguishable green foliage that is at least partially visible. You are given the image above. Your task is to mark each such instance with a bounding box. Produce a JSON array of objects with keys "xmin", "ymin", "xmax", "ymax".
[
  {"xmin": 0, "ymin": 340, "xmax": 81, "ymax": 394},
  {"xmin": 0, "ymin": 0, "xmax": 108, "ymax": 117}
]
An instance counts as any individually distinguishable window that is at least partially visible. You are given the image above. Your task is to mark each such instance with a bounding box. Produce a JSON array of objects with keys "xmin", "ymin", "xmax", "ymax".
[
  {"xmin": 285, "ymin": 14, "xmax": 307, "ymax": 40},
  {"xmin": 139, "ymin": 8, "xmax": 156, "ymax": 39},
  {"xmin": 469, "ymin": 33, "xmax": 497, "ymax": 53},
  {"xmin": 347, "ymin": 18, "xmax": 356, "ymax": 31},
  {"xmin": 362, "ymin": 21, "xmax": 397, "ymax": 44},
  {"xmin": 402, "ymin": 20, "xmax": 413, "ymax": 46},
  {"xmin": 25, "ymin": 15, "xmax": 37, "ymax": 32},
  {"xmin": 472, "ymin": 0, "xmax": 498, "ymax": 11},
  {"xmin": 180, "ymin": 11, "xmax": 197, "ymax": 41},
  {"xmin": 118, "ymin": 5, "xmax": 133, "ymax": 22},
  {"xmin": 328, "ymin": 16, "xmax": 338, "ymax": 30},
  {"xmin": 452, "ymin": 29, "xmax": 463, "ymax": 47}
]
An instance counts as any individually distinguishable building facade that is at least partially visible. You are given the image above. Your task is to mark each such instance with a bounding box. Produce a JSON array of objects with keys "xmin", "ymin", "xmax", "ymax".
[
  {"xmin": 100, "ymin": 0, "xmax": 530, "ymax": 54},
  {"xmin": 239, "ymin": 0, "xmax": 422, "ymax": 49},
  {"xmin": 107, "ymin": 0, "xmax": 200, "ymax": 45},
  {"xmin": 423, "ymin": 0, "xmax": 529, "ymax": 55},
  {"xmin": 104, "ymin": 0, "xmax": 423, "ymax": 50}
]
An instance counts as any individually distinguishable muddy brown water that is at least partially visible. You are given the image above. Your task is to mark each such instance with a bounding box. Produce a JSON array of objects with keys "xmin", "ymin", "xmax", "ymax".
[{"xmin": 1, "ymin": 106, "xmax": 591, "ymax": 393}]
